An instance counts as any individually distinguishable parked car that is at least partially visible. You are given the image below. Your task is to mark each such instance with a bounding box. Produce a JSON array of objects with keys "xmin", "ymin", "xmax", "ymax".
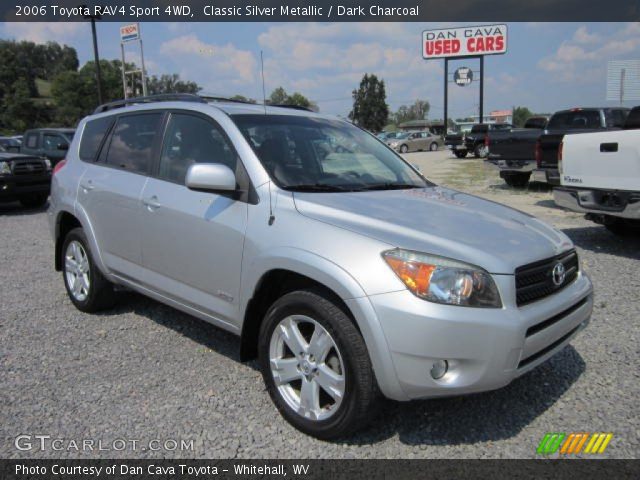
[
  {"xmin": 0, "ymin": 136, "xmax": 22, "ymax": 153},
  {"xmin": 21, "ymin": 128, "xmax": 75, "ymax": 167},
  {"xmin": 488, "ymin": 108, "xmax": 629, "ymax": 187},
  {"xmin": 445, "ymin": 123, "xmax": 513, "ymax": 159},
  {"xmin": 0, "ymin": 152, "xmax": 51, "ymax": 207},
  {"xmin": 387, "ymin": 131, "xmax": 443, "ymax": 153},
  {"xmin": 376, "ymin": 131, "xmax": 399, "ymax": 142},
  {"xmin": 554, "ymin": 106, "xmax": 640, "ymax": 235},
  {"xmin": 49, "ymin": 94, "xmax": 593, "ymax": 439}
]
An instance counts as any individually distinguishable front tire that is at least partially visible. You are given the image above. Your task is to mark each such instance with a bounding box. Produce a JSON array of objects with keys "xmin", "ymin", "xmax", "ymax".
[
  {"xmin": 474, "ymin": 143, "xmax": 489, "ymax": 158},
  {"xmin": 62, "ymin": 228, "xmax": 116, "ymax": 312},
  {"xmin": 19, "ymin": 193, "xmax": 48, "ymax": 208},
  {"xmin": 454, "ymin": 150, "xmax": 467, "ymax": 158},
  {"xmin": 258, "ymin": 289, "xmax": 378, "ymax": 440},
  {"xmin": 399, "ymin": 144, "xmax": 409, "ymax": 154}
]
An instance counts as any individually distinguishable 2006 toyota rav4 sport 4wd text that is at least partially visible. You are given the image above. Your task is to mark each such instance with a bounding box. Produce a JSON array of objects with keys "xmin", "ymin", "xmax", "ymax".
[{"xmin": 49, "ymin": 94, "xmax": 593, "ymax": 439}]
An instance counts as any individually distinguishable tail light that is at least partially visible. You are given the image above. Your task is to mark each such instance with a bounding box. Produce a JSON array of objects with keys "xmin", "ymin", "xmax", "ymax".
[
  {"xmin": 52, "ymin": 159, "xmax": 66, "ymax": 176},
  {"xmin": 558, "ymin": 141, "xmax": 564, "ymax": 174},
  {"xmin": 535, "ymin": 140, "xmax": 541, "ymax": 168},
  {"xmin": 484, "ymin": 135, "xmax": 490, "ymax": 147}
]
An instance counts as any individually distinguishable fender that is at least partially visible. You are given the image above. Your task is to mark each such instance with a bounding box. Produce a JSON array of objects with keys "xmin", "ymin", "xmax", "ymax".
[
  {"xmin": 240, "ymin": 247, "xmax": 406, "ymax": 400},
  {"xmin": 69, "ymin": 202, "xmax": 110, "ymax": 276}
]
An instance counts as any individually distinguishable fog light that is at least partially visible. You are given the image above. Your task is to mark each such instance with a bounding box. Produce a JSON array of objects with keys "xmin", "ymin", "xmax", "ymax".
[{"xmin": 430, "ymin": 360, "xmax": 448, "ymax": 380}]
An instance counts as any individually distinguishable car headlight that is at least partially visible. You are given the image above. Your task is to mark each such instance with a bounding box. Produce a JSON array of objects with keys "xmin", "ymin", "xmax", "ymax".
[
  {"xmin": 44, "ymin": 159, "xmax": 52, "ymax": 170},
  {"xmin": 382, "ymin": 249, "xmax": 502, "ymax": 308},
  {"xmin": 0, "ymin": 161, "xmax": 10, "ymax": 175}
]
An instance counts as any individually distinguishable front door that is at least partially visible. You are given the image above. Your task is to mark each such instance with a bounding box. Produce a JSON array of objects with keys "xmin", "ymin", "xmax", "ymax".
[{"xmin": 140, "ymin": 112, "xmax": 248, "ymax": 327}]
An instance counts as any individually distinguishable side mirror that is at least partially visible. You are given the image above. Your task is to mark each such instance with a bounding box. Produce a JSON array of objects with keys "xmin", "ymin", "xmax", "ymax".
[
  {"xmin": 185, "ymin": 163, "xmax": 236, "ymax": 192},
  {"xmin": 57, "ymin": 143, "xmax": 69, "ymax": 151}
]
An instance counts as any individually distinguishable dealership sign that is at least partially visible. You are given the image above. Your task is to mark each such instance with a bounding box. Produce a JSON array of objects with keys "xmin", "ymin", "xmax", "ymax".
[
  {"xmin": 120, "ymin": 23, "xmax": 140, "ymax": 43},
  {"xmin": 422, "ymin": 24, "xmax": 508, "ymax": 59},
  {"xmin": 454, "ymin": 67, "xmax": 473, "ymax": 86}
]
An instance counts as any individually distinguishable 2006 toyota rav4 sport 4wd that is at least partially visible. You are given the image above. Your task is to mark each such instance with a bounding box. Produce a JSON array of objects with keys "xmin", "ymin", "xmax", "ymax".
[{"xmin": 49, "ymin": 94, "xmax": 593, "ymax": 439}]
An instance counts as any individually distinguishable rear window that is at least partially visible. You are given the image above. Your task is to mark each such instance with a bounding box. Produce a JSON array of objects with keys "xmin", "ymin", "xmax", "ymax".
[
  {"xmin": 105, "ymin": 113, "xmax": 162, "ymax": 174},
  {"xmin": 547, "ymin": 111, "xmax": 602, "ymax": 130},
  {"xmin": 80, "ymin": 117, "xmax": 113, "ymax": 161},
  {"xmin": 25, "ymin": 133, "xmax": 38, "ymax": 149}
]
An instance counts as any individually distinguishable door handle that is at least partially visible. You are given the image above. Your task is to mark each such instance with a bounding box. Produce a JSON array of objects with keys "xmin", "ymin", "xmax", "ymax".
[
  {"xmin": 600, "ymin": 142, "xmax": 618, "ymax": 153},
  {"xmin": 80, "ymin": 180, "xmax": 94, "ymax": 192},
  {"xmin": 143, "ymin": 196, "xmax": 162, "ymax": 210}
]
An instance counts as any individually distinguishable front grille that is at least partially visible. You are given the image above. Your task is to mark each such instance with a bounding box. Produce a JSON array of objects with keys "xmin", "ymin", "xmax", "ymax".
[
  {"xmin": 12, "ymin": 160, "xmax": 45, "ymax": 175},
  {"xmin": 515, "ymin": 249, "xmax": 579, "ymax": 306}
]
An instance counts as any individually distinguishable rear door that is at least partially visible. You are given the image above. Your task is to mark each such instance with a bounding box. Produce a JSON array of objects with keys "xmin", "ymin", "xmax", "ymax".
[
  {"xmin": 77, "ymin": 112, "xmax": 163, "ymax": 279},
  {"xmin": 139, "ymin": 111, "xmax": 248, "ymax": 326}
]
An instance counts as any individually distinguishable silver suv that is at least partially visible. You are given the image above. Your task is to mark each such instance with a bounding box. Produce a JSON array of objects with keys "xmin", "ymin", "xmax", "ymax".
[{"xmin": 49, "ymin": 94, "xmax": 593, "ymax": 439}]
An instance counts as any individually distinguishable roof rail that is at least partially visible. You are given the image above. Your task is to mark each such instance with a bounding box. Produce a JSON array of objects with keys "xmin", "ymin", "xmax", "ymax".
[
  {"xmin": 270, "ymin": 104, "xmax": 314, "ymax": 112},
  {"xmin": 93, "ymin": 93, "xmax": 207, "ymax": 114},
  {"xmin": 200, "ymin": 95, "xmax": 257, "ymax": 105}
]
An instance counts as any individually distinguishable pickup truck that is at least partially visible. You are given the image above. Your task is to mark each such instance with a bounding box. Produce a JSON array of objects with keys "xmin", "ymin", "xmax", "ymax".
[
  {"xmin": 445, "ymin": 123, "xmax": 513, "ymax": 159},
  {"xmin": 553, "ymin": 106, "xmax": 640, "ymax": 235},
  {"xmin": 20, "ymin": 128, "xmax": 75, "ymax": 167},
  {"xmin": 487, "ymin": 108, "xmax": 629, "ymax": 187},
  {"xmin": 0, "ymin": 152, "xmax": 52, "ymax": 207}
]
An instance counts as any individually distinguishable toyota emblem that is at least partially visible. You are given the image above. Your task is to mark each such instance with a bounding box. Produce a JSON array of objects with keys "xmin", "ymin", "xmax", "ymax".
[{"xmin": 552, "ymin": 262, "xmax": 566, "ymax": 286}]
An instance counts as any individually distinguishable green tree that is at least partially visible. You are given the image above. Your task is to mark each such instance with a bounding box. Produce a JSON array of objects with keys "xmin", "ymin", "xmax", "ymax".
[
  {"xmin": 230, "ymin": 94, "xmax": 257, "ymax": 104},
  {"xmin": 349, "ymin": 73, "xmax": 389, "ymax": 132},
  {"xmin": 512, "ymin": 106, "xmax": 534, "ymax": 127},
  {"xmin": 269, "ymin": 86, "xmax": 288, "ymax": 104},
  {"xmin": 393, "ymin": 100, "xmax": 430, "ymax": 125},
  {"xmin": 147, "ymin": 74, "xmax": 200, "ymax": 95},
  {"xmin": 267, "ymin": 87, "xmax": 316, "ymax": 110}
]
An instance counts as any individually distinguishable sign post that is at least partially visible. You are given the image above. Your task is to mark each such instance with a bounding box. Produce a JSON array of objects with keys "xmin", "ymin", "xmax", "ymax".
[
  {"xmin": 422, "ymin": 24, "xmax": 508, "ymax": 132},
  {"xmin": 119, "ymin": 23, "xmax": 148, "ymax": 98}
]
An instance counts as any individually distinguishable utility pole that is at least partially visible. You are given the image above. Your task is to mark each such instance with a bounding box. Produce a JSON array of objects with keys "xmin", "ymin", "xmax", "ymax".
[{"xmin": 82, "ymin": 7, "xmax": 103, "ymax": 105}]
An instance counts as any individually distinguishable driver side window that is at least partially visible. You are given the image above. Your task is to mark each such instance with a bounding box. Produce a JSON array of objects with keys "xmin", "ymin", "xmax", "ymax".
[{"xmin": 159, "ymin": 113, "xmax": 238, "ymax": 185}]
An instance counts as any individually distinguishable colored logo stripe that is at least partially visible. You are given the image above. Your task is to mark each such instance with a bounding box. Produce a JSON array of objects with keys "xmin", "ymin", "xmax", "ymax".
[
  {"xmin": 537, "ymin": 432, "xmax": 614, "ymax": 455},
  {"xmin": 537, "ymin": 433, "xmax": 566, "ymax": 454},
  {"xmin": 584, "ymin": 433, "xmax": 613, "ymax": 454}
]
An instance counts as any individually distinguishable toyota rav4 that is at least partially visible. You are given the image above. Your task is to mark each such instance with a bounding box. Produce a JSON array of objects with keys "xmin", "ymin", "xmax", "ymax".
[{"xmin": 49, "ymin": 94, "xmax": 593, "ymax": 439}]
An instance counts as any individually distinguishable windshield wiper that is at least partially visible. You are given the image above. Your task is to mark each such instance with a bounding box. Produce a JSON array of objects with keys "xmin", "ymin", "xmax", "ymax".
[
  {"xmin": 282, "ymin": 184, "xmax": 352, "ymax": 192},
  {"xmin": 358, "ymin": 183, "xmax": 423, "ymax": 191}
]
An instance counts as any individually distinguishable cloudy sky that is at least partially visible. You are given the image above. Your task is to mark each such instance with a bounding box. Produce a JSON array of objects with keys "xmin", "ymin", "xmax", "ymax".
[{"xmin": 1, "ymin": 22, "xmax": 639, "ymax": 119}]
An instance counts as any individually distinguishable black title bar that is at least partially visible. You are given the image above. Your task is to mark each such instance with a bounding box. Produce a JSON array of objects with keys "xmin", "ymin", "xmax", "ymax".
[{"xmin": 3, "ymin": 0, "xmax": 640, "ymax": 22}]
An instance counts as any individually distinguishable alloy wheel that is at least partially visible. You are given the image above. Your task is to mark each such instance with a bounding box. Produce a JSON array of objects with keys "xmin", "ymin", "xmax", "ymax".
[
  {"xmin": 64, "ymin": 240, "xmax": 90, "ymax": 302},
  {"xmin": 269, "ymin": 315, "xmax": 345, "ymax": 421}
]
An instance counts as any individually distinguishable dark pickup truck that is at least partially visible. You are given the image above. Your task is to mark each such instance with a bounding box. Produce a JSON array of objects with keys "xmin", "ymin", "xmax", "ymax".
[
  {"xmin": 0, "ymin": 152, "xmax": 51, "ymax": 207},
  {"xmin": 445, "ymin": 123, "xmax": 513, "ymax": 158},
  {"xmin": 20, "ymin": 128, "xmax": 75, "ymax": 167},
  {"xmin": 487, "ymin": 108, "xmax": 629, "ymax": 187}
]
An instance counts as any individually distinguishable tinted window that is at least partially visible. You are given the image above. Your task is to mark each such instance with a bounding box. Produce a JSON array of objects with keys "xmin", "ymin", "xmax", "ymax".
[
  {"xmin": 605, "ymin": 109, "xmax": 629, "ymax": 128},
  {"xmin": 105, "ymin": 113, "xmax": 162, "ymax": 174},
  {"xmin": 158, "ymin": 114, "xmax": 238, "ymax": 184},
  {"xmin": 25, "ymin": 133, "xmax": 38, "ymax": 149},
  {"xmin": 80, "ymin": 117, "xmax": 113, "ymax": 161},
  {"xmin": 547, "ymin": 111, "xmax": 602, "ymax": 129}
]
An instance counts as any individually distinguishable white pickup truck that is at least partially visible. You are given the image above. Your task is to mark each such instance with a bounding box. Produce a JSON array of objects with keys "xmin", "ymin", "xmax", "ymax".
[{"xmin": 554, "ymin": 106, "xmax": 640, "ymax": 235}]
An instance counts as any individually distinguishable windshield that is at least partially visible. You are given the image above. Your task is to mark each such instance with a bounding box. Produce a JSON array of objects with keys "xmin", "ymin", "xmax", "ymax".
[
  {"xmin": 547, "ymin": 111, "xmax": 602, "ymax": 130},
  {"xmin": 393, "ymin": 132, "xmax": 410, "ymax": 140},
  {"xmin": 232, "ymin": 115, "xmax": 430, "ymax": 192}
]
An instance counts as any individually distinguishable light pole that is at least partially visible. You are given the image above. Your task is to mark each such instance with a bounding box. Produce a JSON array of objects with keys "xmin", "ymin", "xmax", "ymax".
[{"xmin": 82, "ymin": 6, "xmax": 103, "ymax": 105}]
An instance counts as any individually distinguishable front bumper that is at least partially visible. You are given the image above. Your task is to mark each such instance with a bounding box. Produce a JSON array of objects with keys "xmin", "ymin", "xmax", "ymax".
[
  {"xmin": 532, "ymin": 168, "xmax": 560, "ymax": 185},
  {"xmin": 365, "ymin": 272, "xmax": 592, "ymax": 400},
  {"xmin": 0, "ymin": 174, "xmax": 51, "ymax": 201},
  {"xmin": 554, "ymin": 187, "xmax": 640, "ymax": 220}
]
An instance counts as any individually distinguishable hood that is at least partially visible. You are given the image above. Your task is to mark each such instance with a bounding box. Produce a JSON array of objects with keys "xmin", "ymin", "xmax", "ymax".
[{"xmin": 293, "ymin": 187, "xmax": 573, "ymax": 274}]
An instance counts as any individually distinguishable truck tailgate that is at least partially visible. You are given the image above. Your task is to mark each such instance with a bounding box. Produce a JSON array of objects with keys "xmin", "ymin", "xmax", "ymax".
[{"xmin": 562, "ymin": 130, "xmax": 640, "ymax": 191}]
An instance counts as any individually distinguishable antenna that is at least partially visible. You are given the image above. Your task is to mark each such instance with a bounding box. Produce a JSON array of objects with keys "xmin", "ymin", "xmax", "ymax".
[{"xmin": 260, "ymin": 50, "xmax": 267, "ymax": 115}]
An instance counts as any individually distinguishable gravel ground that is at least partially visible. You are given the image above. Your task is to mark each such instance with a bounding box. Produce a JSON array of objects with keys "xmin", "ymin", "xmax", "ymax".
[{"xmin": 1, "ymin": 150, "xmax": 638, "ymax": 459}]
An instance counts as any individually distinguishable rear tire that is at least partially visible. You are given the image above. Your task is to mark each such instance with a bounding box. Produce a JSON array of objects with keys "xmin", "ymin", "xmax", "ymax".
[
  {"xmin": 454, "ymin": 150, "xmax": 467, "ymax": 158},
  {"xmin": 429, "ymin": 142, "xmax": 438, "ymax": 152},
  {"xmin": 258, "ymin": 289, "xmax": 378, "ymax": 440},
  {"xmin": 504, "ymin": 173, "xmax": 530, "ymax": 188},
  {"xmin": 19, "ymin": 193, "xmax": 48, "ymax": 208},
  {"xmin": 62, "ymin": 227, "xmax": 116, "ymax": 312}
]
